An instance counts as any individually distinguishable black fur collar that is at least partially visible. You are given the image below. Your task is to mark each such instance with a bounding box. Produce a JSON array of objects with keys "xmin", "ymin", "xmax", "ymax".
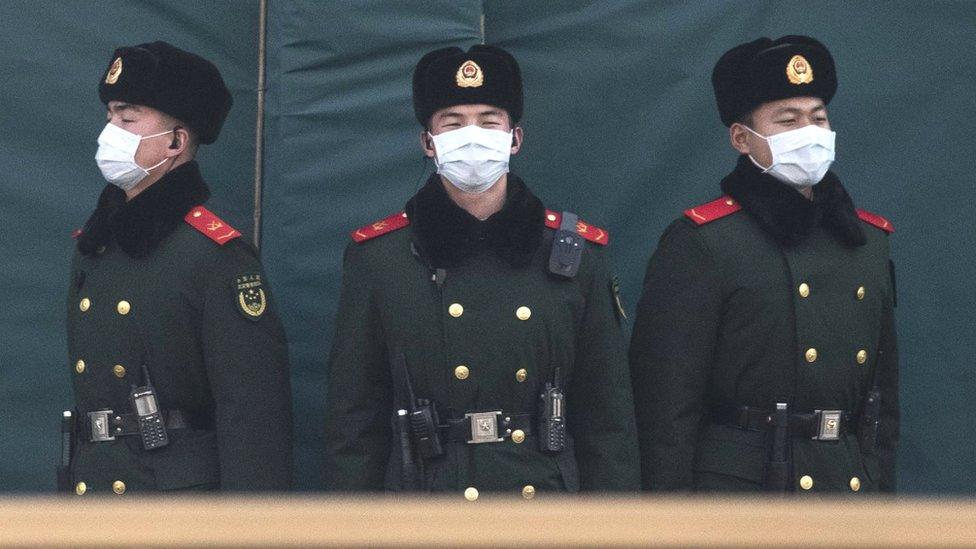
[
  {"xmin": 404, "ymin": 173, "xmax": 545, "ymax": 268},
  {"xmin": 78, "ymin": 161, "xmax": 210, "ymax": 258},
  {"xmin": 720, "ymin": 155, "xmax": 866, "ymax": 247}
]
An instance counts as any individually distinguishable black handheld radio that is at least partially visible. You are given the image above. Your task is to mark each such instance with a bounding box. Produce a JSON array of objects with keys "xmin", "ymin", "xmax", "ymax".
[
  {"xmin": 539, "ymin": 368, "xmax": 566, "ymax": 453},
  {"xmin": 130, "ymin": 364, "xmax": 169, "ymax": 450}
]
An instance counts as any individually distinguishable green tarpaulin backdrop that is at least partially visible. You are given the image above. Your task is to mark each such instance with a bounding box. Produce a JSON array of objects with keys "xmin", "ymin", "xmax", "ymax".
[{"xmin": 1, "ymin": 1, "xmax": 973, "ymax": 494}]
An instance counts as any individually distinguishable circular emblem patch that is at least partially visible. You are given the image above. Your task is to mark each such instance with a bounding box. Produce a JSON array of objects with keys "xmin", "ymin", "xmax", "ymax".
[
  {"xmin": 235, "ymin": 273, "xmax": 267, "ymax": 321},
  {"xmin": 105, "ymin": 57, "xmax": 123, "ymax": 85},
  {"xmin": 786, "ymin": 54, "xmax": 813, "ymax": 85},
  {"xmin": 455, "ymin": 60, "xmax": 484, "ymax": 88}
]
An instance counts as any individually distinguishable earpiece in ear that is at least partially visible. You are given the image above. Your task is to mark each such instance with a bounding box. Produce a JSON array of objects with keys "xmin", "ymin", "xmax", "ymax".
[{"xmin": 169, "ymin": 127, "xmax": 181, "ymax": 150}]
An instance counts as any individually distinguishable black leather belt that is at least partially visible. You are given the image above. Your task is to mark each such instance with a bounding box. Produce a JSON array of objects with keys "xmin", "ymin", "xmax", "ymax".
[
  {"xmin": 440, "ymin": 412, "xmax": 535, "ymax": 444},
  {"xmin": 711, "ymin": 404, "xmax": 856, "ymax": 441},
  {"xmin": 80, "ymin": 409, "xmax": 189, "ymax": 442}
]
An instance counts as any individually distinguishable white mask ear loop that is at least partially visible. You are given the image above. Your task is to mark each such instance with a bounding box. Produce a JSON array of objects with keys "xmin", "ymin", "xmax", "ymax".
[
  {"xmin": 141, "ymin": 129, "xmax": 176, "ymax": 172},
  {"xmin": 426, "ymin": 132, "xmax": 440, "ymax": 168},
  {"xmin": 140, "ymin": 129, "xmax": 174, "ymax": 140},
  {"xmin": 144, "ymin": 157, "xmax": 170, "ymax": 172},
  {"xmin": 742, "ymin": 125, "xmax": 773, "ymax": 172}
]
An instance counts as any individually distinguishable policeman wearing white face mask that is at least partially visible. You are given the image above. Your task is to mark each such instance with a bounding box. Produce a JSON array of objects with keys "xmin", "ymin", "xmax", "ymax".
[
  {"xmin": 325, "ymin": 45, "xmax": 640, "ymax": 498},
  {"xmin": 65, "ymin": 41, "xmax": 292, "ymax": 496},
  {"xmin": 631, "ymin": 36, "xmax": 899, "ymax": 496}
]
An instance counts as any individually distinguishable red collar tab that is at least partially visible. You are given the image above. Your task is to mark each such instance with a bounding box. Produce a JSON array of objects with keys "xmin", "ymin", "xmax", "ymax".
[
  {"xmin": 544, "ymin": 210, "xmax": 608, "ymax": 246},
  {"xmin": 72, "ymin": 228, "xmax": 82, "ymax": 239},
  {"xmin": 856, "ymin": 209, "xmax": 894, "ymax": 233},
  {"xmin": 684, "ymin": 196, "xmax": 743, "ymax": 226},
  {"xmin": 351, "ymin": 211, "xmax": 411, "ymax": 243},
  {"xmin": 184, "ymin": 206, "xmax": 242, "ymax": 245}
]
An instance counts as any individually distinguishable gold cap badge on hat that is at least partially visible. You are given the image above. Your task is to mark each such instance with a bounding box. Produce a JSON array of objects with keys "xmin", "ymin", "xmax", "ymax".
[
  {"xmin": 455, "ymin": 60, "xmax": 484, "ymax": 88},
  {"xmin": 105, "ymin": 57, "xmax": 123, "ymax": 85},
  {"xmin": 786, "ymin": 54, "xmax": 813, "ymax": 85}
]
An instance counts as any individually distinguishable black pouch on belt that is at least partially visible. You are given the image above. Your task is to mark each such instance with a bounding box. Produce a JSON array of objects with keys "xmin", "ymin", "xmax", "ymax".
[{"xmin": 763, "ymin": 403, "xmax": 790, "ymax": 492}]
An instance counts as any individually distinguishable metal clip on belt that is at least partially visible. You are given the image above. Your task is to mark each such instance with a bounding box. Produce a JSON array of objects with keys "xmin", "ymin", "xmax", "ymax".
[
  {"xmin": 86, "ymin": 409, "xmax": 188, "ymax": 442},
  {"xmin": 442, "ymin": 411, "xmax": 535, "ymax": 444},
  {"xmin": 712, "ymin": 404, "xmax": 852, "ymax": 441}
]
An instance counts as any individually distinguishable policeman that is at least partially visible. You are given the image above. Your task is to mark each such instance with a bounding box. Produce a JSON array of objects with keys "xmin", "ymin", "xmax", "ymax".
[
  {"xmin": 325, "ymin": 45, "xmax": 639, "ymax": 498},
  {"xmin": 630, "ymin": 36, "xmax": 898, "ymax": 493},
  {"xmin": 65, "ymin": 42, "xmax": 292, "ymax": 494}
]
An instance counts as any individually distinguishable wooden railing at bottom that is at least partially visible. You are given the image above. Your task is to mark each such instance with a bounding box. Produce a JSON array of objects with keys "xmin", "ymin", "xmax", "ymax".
[{"xmin": 1, "ymin": 496, "xmax": 974, "ymax": 547}]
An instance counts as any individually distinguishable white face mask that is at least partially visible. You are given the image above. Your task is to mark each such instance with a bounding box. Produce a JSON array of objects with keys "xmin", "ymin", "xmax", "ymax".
[
  {"xmin": 429, "ymin": 124, "xmax": 512, "ymax": 194},
  {"xmin": 745, "ymin": 124, "xmax": 836, "ymax": 187},
  {"xmin": 95, "ymin": 123, "xmax": 174, "ymax": 191}
]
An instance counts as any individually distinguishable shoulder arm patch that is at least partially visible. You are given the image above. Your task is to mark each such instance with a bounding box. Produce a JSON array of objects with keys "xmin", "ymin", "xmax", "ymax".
[
  {"xmin": 856, "ymin": 209, "xmax": 894, "ymax": 233},
  {"xmin": 235, "ymin": 273, "xmax": 267, "ymax": 321},
  {"xmin": 544, "ymin": 209, "xmax": 609, "ymax": 245},
  {"xmin": 684, "ymin": 196, "xmax": 743, "ymax": 226},
  {"xmin": 351, "ymin": 211, "xmax": 411, "ymax": 243},
  {"xmin": 184, "ymin": 206, "xmax": 242, "ymax": 245}
]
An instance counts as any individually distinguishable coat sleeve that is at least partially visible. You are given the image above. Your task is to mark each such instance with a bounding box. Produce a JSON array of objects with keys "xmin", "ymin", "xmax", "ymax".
[
  {"xmin": 876, "ymin": 259, "xmax": 899, "ymax": 492},
  {"xmin": 201, "ymin": 240, "xmax": 293, "ymax": 491},
  {"xmin": 324, "ymin": 242, "xmax": 393, "ymax": 491},
  {"xmin": 569, "ymin": 243, "xmax": 641, "ymax": 491},
  {"xmin": 629, "ymin": 219, "xmax": 724, "ymax": 491}
]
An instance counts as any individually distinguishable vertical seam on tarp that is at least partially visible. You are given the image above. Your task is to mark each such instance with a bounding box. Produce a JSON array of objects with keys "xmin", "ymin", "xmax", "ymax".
[
  {"xmin": 480, "ymin": 1, "xmax": 486, "ymax": 44},
  {"xmin": 253, "ymin": 0, "xmax": 268, "ymax": 251}
]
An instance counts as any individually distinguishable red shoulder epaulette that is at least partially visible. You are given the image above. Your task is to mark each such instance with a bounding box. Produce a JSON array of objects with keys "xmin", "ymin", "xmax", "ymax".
[
  {"xmin": 684, "ymin": 196, "xmax": 743, "ymax": 226},
  {"xmin": 72, "ymin": 229, "xmax": 82, "ymax": 239},
  {"xmin": 544, "ymin": 210, "xmax": 609, "ymax": 245},
  {"xmin": 856, "ymin": 209, "xmax": 894, "ymax": 233},
  {"xmin": 351, "ymin": 211, "xmax": 411, "ymax": 243},
  {"xmin": 184, "ymin": 206, "xmax": 242, "ymax": 245}
]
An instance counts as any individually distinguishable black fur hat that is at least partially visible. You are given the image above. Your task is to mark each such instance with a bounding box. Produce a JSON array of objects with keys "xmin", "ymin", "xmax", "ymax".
[
  {"xmin": 98, "ymin": 41, "xmax": 232, "ymax": 144},
  {"xmin": 413, "ymin": 45, "xmax": 523, "ymax": 126},
  {"xmin": 712, "ymin": 35, "xmax": 837, "ymax": 126}
]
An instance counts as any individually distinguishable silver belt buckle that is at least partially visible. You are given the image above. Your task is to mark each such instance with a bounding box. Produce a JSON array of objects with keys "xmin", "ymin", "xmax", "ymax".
[
  {"xmin": 466, "ymin": 411, "xmax": 503, "ymax": 444},
  {"xmin": 88, "ymin": 410, "xmax": 115, "ymax": 442},
  {"xmin": 814, "ymin": 410, "xmax": 842, "ymax": 441}
]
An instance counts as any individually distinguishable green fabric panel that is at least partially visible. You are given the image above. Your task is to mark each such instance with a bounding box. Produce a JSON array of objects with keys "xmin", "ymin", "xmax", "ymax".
[
  {"xmin": 0, "ymin": 0, "xmax": 259, "ymax": 491},
  {"xmin": 3, "ymin": 0, "xmax": 975, "ymax": 495}
]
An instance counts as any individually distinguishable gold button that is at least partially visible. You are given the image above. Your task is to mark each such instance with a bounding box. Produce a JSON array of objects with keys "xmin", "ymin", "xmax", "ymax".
[
  {"xmin": 725, "ymin": 199, "xmax": 735, "ymax": 206},
  {"xmin": 75, "ymin": 482, "xmax": 87, "ymax": 496},
  {"xmin": 856, "ymin": 350, "xmax": 868, "ymax": 365},
  {"xmin": 448, "ymin": 303, "xmax": 463, "ymax": 318},
  {"xmin": 79, "ymin": 298, "xmax": 91, "ymax": 312},
  {"xmin": 798, "ymin": 283, "xmax": 810, "ymax": 298},
  {"xmin": 799, "ymin": 475, "xmax": 814, "ymax": 490},
  {"xmin": 112, "ymin": 480, "xmax": 126, "ymax": 495},
  {"xmin": 850, "ymin": 477, "xmax": 861, "ymax": 492},
  {"xmin": 856, "ymin": 286, "xmax": 866, "ymax": 301},
  {"xmin": 515, "ymin": 368, "xmax": 527, "ymax": 383},
  {"xmin": 74, "ymin": 360, "xmax": 86, "ymax": 374},
  {"xmin": 805, "ymin": 348, "xmax": 818, "ymax": 363},
  {"xmin": 192, "ymin": 210, "xmax": 202, "ymax": 218},
  {"xmin": 516, "ymin": 306, "xmax": 531, "ymax": 321},
  {"xmin": 117, "ymin": 300, "xmax": 131, "ymax": 315},
  {"xmin": 96, "ymin": 245, "xmax": 107, "ymax": 255},
  {"xmin": 454, "ymin": 365, "xmax": 469, "ymax": 380},
  {"xmin": 546, "ymin": 213, "xmax": 557, "ymax": 222},
  {"xmin": 511, "ymin": 429, "xmax": 525, "ymax": 444},
  {"xmin": 522, "ymin": 485, "xmax": 536, "ymax": 499},
  {"xmin": 113, "ymin": 364, "xmax": 127, "ymax": 378},
  {"xmin": 464, "ymin": 487, "xmax": 479, "ymax": 501}
]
